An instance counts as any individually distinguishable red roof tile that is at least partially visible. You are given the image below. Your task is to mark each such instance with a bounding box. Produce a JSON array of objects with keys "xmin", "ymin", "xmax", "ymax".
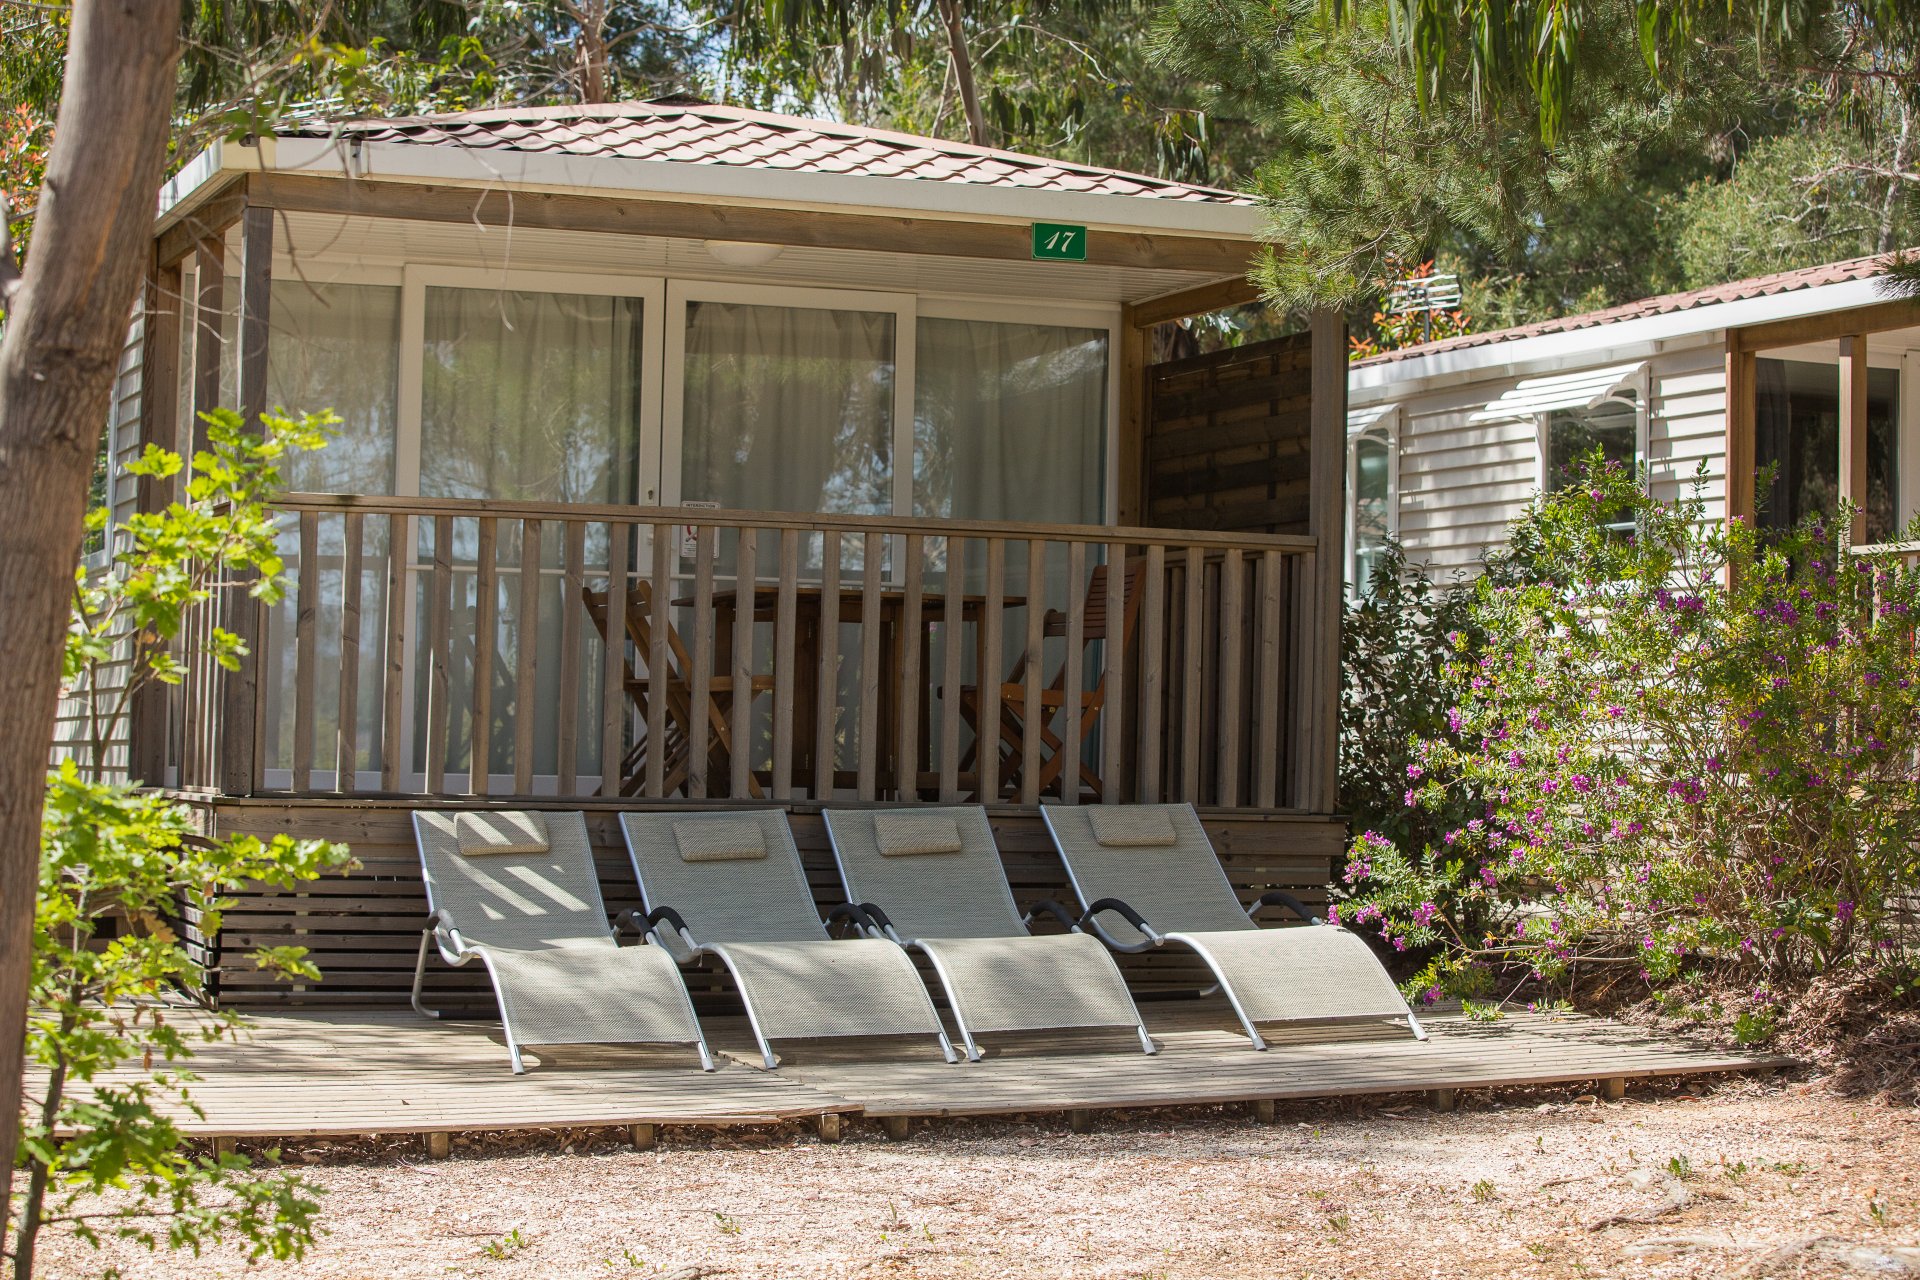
[
  {"xmin": 289, "ymin": 101, "xmax": 1254, "ymax": 206},
  {"xmin": 1353, "ymin": 253, "xmax": 1906, "ymax": 366}
]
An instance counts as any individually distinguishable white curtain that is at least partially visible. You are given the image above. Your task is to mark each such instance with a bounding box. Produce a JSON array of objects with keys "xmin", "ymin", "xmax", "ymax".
[
  {"xmin": 420, "ymin": 287, "xmax": 643, "ymax": 503},
  {"xmin": 913, "ymin": 317, "xmax": 1106, "ymax": 524},
  {"xmin": 680, "ymin": 301, "xmax": 895, "ymax": 515}
]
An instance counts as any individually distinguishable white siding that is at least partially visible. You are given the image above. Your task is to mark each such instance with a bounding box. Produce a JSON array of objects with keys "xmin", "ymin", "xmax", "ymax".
[{"xmin": 1646, "ymin": 345, "xmax": 1727, "ymax": 524}]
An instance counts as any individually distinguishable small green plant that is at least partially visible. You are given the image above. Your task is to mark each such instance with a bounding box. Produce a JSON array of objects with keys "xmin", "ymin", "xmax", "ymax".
[
  {"xmin": 1868, "ymin": 1197, "xmax": 1890, "ymax": 1228},
  {"xmin": 481, "ymin": 1228, "xmax": 529, "ymax": 1259},
  {"xmin": 1324, "ymin": 1211, "xmax": 1350, "ymax": 1233},
  {"xmin": 1772, "ymin": 1160, "xmax": 1807, "ymax": 1176},
  {"xmin": 1733, "ymin": 1009, "xmax": 1777, "ymax": 1046},
  {"xmin": 1667, "ymin": 1155, "xmax": 1694, "ymax": 1181},
  {"xmin": 1723, "ymin": 1160, "xmax": 1750, "ymax": 1183},
  {"xmin": 1470, "ymin": 1179, "xmax": 1496, "ymax": 1202},
  {"xmin": 714, "ymin": 1211, "xmax": 740, "ymax": 1235},
  {"xmin": 1461, "ymin": 1000, "xmax": 1505, "ymax": 1022}
]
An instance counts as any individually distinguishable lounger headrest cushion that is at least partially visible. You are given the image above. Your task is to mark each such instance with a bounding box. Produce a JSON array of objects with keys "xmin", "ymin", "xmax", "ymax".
[
  {"xmin": 455, "ymin": 811, "xmax": 550, "ymax": 857},
  {"xmin": 873, "ymin": 811, "xmax": 964, "ymax": 857},
  {"xmin": 676, "ymin": 817, "xmax": 768, "ymax": 862},
  {"xmin": 1086, "ymin": 807, "xmax": 1178, "ymax": 848}
]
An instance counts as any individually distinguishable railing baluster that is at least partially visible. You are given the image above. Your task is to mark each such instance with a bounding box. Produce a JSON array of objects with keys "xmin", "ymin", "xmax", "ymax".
[
  {"xmin": 1181, "ymin": 545, "xmax": 1205, "ymax": 805},
  {"xmin": 335, "ymin": 511, "xmax": 362, "ymax": 794},
  {"xmin": 857, "ymin": 530, "xmax": 883, "ymax": 802},
  {"xmin": 647, "ymin": 523, "xmax": 673, "ymax": 799},
  {"xmin": 1020, "ymin": 540, "xmax": 1045, "ymax": 807},
  {"xmin": 1138, "ymin": 544, "xmax": 1165, "ymax": 803},
  {"xmin": 938, "ymin": 535, "xmax": 964, "ymax": 803},
  {"xmin": 1217, "ymin": 547, "xmax": 1243, "ymax": 808},
  {"xmin": 896, "ymin": 533, "xmax": 923, "ymax": 801},
  {"xmin": 813, "ymin": 537, "xmax": 840, "ymax": 800},
  {"xmin": 380, "ymin": 513, "xmax": 409, "ymax": 792},
  {"xmin": 772, "ymin": 527, "xmax": 799, "ymax": 800},
  {"xmin": 424, "ymin": 514, "xmax": 454, "ymax": 795},
  {"xmin": 689, "ymin": 524, "xmax": 716, "ymax": 800},
  {"xmin": 292, "ymin": 509, "xmax": 318, "ymax": 794},
  {"xmin": 980, "ymin": 538, "xmax": 1005, "ymax": 802},
  {"xmin": 471, "ymin": 516, "xmax": 497, "ymax": 796},
  {"xmin": 1254, "ymin": 548, "xmax": 1282, "ymax": 809},
  {"xmin": 731, "ymin": 527, "xmax": 757, "ymax": 799},
  {"xmin": 1101, "ymin": 539, "xmax": 1126, "ymax": 803},
  {"xmin": 513, "ymin": 519, "xmax": 540, "ymax": 796},
  {"xmin": 601, "ymin": 522, "xmax": 629, "ymax": 799},
  {"xmin": 1061, "ymin": 540, "xmax": 1085, "ymax": 804},
  {"xmin": 556, "ymin": 519, "xmax": 584, "ymax": 794}
]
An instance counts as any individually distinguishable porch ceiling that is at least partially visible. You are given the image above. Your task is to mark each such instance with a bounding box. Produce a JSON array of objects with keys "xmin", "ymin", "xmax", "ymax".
[{"xmin": 265, "ymin": 210, "xmax": 1220, "ymax": 307}]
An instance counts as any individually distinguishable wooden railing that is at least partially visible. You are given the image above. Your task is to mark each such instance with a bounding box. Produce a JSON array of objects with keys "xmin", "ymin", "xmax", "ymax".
[{"xmin": 168, "ymin": 495, "xmax": 1327, "ymax": 811}]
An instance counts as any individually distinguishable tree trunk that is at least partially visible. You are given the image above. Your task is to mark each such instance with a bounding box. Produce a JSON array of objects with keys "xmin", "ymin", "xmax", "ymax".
[
  {"xmin": 935, "ymin": 0, "xmax": 989, "ymax": 147},
  {"xmin": 569, "ymin": 0, "xmax": 612, "ymax": 104},
  {"xmin": 0, "ymin": 0, "xmax": 179, "ymax": 1243}
]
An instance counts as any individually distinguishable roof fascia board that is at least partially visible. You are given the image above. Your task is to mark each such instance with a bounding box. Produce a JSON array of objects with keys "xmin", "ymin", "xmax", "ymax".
[
  {"xmin": 1349, "ymin": 276, "xmax": 1894, "ymax": 400},
  {"xmin": 250, "ymin": 134, "xmax": 1267, "ymax": 239}
]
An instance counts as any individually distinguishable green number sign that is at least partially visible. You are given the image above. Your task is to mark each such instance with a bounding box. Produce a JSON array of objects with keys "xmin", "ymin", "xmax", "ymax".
[{"xmin": 1031, "ymin": 222, "xmax": 1088, "ymax": 262}]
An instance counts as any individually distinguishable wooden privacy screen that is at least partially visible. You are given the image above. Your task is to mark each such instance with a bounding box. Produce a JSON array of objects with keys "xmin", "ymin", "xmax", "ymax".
[{"xmin": 1146, "ymin": 332, "xmax": 1314, "ymax": 535}]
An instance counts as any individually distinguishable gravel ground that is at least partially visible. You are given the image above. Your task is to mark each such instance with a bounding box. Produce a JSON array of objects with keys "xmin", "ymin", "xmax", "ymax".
[{"xmin": 34, "ymin": 1077, "xmax": 1920, "ymax": 1280}]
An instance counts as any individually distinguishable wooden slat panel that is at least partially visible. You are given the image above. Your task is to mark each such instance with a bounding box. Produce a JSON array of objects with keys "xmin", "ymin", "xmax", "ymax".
[
  {"xmin": 731, "ymin": 528, "xmax": 757, "ymax": 799},
  {"xmin": 980, "ymin": 539, "xmax": 1005, "ymax": 803},
  {"xmin": 895, "ymin": 533, "xmax": 923, "ymax": 801},
  {"xmin": 646, "ymin": 524, "xmax": 673, "ymax": 799},
  {"xmin": 856, "ymin": 532, "xmax": 883, "ymax": 801},
  {"xmin": 772, "ymin": 528, "xmax": 800, "ymax": 801},
  {"xmin": 379, "ymin": 514, "xmax": 409, "ymax": 793},
  {"xmin": 1216, "ymin": 547, "xmax": 1243, "ymax": 808},
  {"xmin": 938, "ymin": 536, "xmax": 964, "ymax": 803},
  {"xmin": 1020, "ymin": 540, "xmax": 1045, "ymax": 806},
  {"xmin": 556, "ymin": 520, "xmax": 585, "ymax": 794},
  {"xmin": 813, "ymin": 539, "xmax": 840, "ymax": 799},
  {"xmin": 1254, "ymin": 549, "xmax": 1282, "ymax": 808},
  {"xmin": 513, "ymin": 520, "xmax": 540, "ymax": 796},
  {"xmin": 292, "ymin": 509, "xmax": 319, "ymax": 794},
  {"xmin": 334, "ymin": 512, "xmax": 363, "ymax": 794},
  {"xmin": 470, "ymin": 517, "xmax": 497, "ymax": 796},
  {"xmin": 689, "ymin": 524, "xmax": 716, "ymax": 800},
  {"xmin": 424, "ymin": 514, "xmax": 453, "ymax": 795},
  {"xmin": 1060, "ymin": 541, "xmax": 1085, "ymax": 804},
  {"xmin": 1100, "ymin": 539, "xmax": 1126, "ymax": 803},
  {"xmin": 1180, "ymin": 546, "xmax": 1205, "ymax": 804},
  {"xmin": 600, "ymin": 523, "xmax": 630, "ymax": 799},
  {"xmin": 1138, "ymin": 543, "xmax": 1165, "ymax": 803}
]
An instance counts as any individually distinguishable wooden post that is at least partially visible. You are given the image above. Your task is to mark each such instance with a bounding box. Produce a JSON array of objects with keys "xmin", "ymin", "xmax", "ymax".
[
  {"xmin": 1600, "ymin": 1077, "xmax": 1627, "ymax": 1102},
  {"xmin": 1117, "ymin": 315, "xmax": 1149, "ymax": 527},
  {"xmin": 630, "ymin": 1122, "xmax": 658, "ymax": 1151},
  {"xmin": 217, "ymin": 203, "xmax": 272, "ymax": 796},
  {"xmin": 815, "ymin": 1112, "xmax": 843, "ymax": 1143},
  {"xmin": 1251, "ymin": 1099, "xmax": 1276, "ymax": 1123},
  {"xmin": 1840, "ymin": 333, "xmax": 1870, "ymax": 545},
  {"xmin": 128, "ymin": 257, "xmax": 182, "ymax": 785},
  {"xmin": 190, "ymin": 235, "xmax": 223, "ymax": 452},
  {"xmin": 1428, "ymin": 1088, "xmax": 1457, "ymax": 1113},
  {"xmin": 1068, "ymin": 1108, "xmax": 1093, "ymax": 1134},
  {"xmin": 1305, "ymin": 309, "xmax": 1347, "ymax": 815},
  {"xmin": 425, "ymin": 1131, "xmax": 451, "ymax": 1159},
  {"xmin": 1724, "ymin": 338, "xmax": 1757, "ymax": 531},
  {"xmin": 881, "ymin": 1115, "xmax": 910, "ymax": 1141}
]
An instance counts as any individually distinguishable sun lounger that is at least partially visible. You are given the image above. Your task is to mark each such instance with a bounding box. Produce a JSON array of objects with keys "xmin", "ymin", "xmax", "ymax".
[
  {"xmin": 1040, "ymin": 803, "xmax": 1426, "ymax": 1047},
  {"xmin": 822, "ymin": 806, "xmax": 1154, "ymax": 1060},
  {"xmin": 619, "ymin": 810, "xmax": 959, "ymax": 1068},
  {"xmin": 411, "ymin": 810, "xmax": 713, "ymax": 1073}
]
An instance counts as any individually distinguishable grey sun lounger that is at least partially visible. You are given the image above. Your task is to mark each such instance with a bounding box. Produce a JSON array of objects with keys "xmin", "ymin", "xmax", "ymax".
[
  {"xmin": 823, "ymin": 806, "xmax": 1155, "ymax": 1061},
  {"xmin": 619, "ymin": 810, "xmax": 959, "ymax": 1069},
  {"xmin": 1041, "ymin": 803, "xmax": 1426, "ymax": 1048},
  {"xmin": 411, "ymin": 810, "xmax": 713, "ymax": 1074}
]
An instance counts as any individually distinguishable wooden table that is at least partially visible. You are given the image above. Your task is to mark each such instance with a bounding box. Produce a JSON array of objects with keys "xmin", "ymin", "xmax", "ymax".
[{"xmin": 674, "ymin": 584, "xmax": 1025, "ymax": 798}]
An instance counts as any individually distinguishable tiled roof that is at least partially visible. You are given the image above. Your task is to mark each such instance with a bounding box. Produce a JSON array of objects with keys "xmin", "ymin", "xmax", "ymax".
[
  {"xmin": 289, "ymin": 101, "xmax": 1254, "ymax": 206},
  {"xmin": 1353, "ymin": 252, "xmax": 1904, "ymax": 366}
]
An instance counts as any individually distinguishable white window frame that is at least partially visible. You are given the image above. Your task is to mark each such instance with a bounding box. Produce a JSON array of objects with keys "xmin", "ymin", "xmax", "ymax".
[
  {"xmin": 1534, "ymin": 372, "xmax": 1650, "ymax": 495},
  {"xmin": 1346, "ymin": 405, "xmax": 1399, "ymax": 599}
]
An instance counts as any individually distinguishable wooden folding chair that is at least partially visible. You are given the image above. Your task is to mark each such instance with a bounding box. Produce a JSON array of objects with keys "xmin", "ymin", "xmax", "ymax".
[
  {"xmin": 581, "ymin": 581, "xmax": 771, "ymax": 798},
  {"xmin": 958, "ymin": 558, "xmax": 1146, "ymax": 801}
]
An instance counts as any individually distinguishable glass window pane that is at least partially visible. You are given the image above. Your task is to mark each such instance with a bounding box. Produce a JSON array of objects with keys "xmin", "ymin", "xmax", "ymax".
[
  {"xmin": 1755, "ymin": 357, "xmax": 1899, "ymax": 540},
  {"xmin": 913, "ymin": 317, "xmax": 1107, "ymax": 525},
  {"xmin": 1352, "ymin": 433, "xmax": 1391, "ymax": 595},
  {"xmin": 1547, "ymin": 396, "xmax": 1637, "ymax": 492},
  {"xmin": 420, "ymin": 287, "xmax": 643, "ymax": 504},
  {"xmin": 679, "ymin": 300, "xmax": 895, "ymax": 516}
]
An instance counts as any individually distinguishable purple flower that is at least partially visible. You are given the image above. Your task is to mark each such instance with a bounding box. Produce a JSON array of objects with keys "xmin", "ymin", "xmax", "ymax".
[{"xmin": 1406, "ymin": 764, "xmax": 1424, "ymax": 779}]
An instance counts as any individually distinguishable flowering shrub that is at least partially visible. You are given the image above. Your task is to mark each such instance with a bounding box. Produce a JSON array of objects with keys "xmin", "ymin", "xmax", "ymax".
[{"xmin": 1337, "ymin": 460, "xmax": 1920, "ymax": 1010}]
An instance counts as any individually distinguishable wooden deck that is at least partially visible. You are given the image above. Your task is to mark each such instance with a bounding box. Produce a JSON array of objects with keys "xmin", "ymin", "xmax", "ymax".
[{"xmin": 66, "ymin": 1003, "xmax": 1790, "ymax": 1140}]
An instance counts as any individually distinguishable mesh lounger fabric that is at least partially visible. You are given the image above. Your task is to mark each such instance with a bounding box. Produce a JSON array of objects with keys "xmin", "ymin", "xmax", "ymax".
[
  {"xmin": 619, "ymin": 810, "xmax": 948, "ymax": 1047},
  {"xmin": 1042, "ymin": 803, "xmax": 1414, "ymax": 1028},
  {"xmin": 412, "ymin": 810, "xmax": 706, "ymax": 1050},
  {"xmin": 824, "ymin": 807, "xmax": 1146, "ymax": 1037}
]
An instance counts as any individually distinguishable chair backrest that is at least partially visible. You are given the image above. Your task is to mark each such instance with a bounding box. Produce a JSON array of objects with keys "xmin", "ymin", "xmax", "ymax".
[
  {"xmin": 413, "ymin": 810, "xmax": 615, "ymax": 952},
  {"xmin": 619, "ymin": 809, "xmax": 828, "ymax": 946},
  {"xmin": 1039, "ymin": 803, "xmax": 1257, "ymax": 943},
  {"xmin": 1044, "ymin": 557, "xmax": 1148, "ymax": 646},
  {"xmin": 823, "ymin": 807, "xmax": 1025, "ymax": 941}
]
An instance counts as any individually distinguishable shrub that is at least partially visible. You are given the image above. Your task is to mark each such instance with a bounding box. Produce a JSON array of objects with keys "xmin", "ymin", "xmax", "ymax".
[{"xmin": 1337, "ymin": 460, "xmax": 1920, "ymax": 1008}]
